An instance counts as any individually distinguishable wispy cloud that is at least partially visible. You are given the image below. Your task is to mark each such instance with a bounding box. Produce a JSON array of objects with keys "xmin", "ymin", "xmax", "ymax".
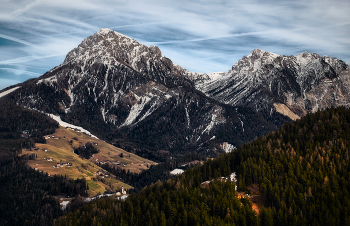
[
  {"xmin": 0, "ymin": 33, "xmax": 36, "ymax": 47},
  {"xmin": 0, "ymin": 67, "xmax": 41, "ymax": 77},
  {"xmin": 0, "ymin": 67, "xmax": 41, "ymax": 90},
  {"xmin": 0, "ymin": 54, "xmax": 64, "ymax": 65},
  {"xmin": 0, "ymin": 0, "xmax": 349, "ymax": 88}
]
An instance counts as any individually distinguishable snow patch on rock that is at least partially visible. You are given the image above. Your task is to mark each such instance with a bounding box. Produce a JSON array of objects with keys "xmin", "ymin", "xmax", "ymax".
[
  {"xmin": 47, "ymin": 114, "xmax": 98, "ymax": 139},
  {"xmin": 119, "ymin": 96, "xmax": 151, "ymax": 127},
  {"xmin": 170, "ymin": 169, "xmax": 184, "ymax": 175},
  {"xmin": 221, "ymin": 142, "xmax": 236, "ymax": 153}
]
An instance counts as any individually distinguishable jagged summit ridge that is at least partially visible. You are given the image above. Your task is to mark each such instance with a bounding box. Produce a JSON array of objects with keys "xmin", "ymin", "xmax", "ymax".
[
  {"xmin": 295, "ymin": 51, "xmax": 320, "ymax": 66},
  {"xmin": 246, "ymin": 49, "xmax": 279, "ymax": 62},
  {"xmin": 232, "ymin": 49, "xmax": 279, "ymax": 74},
  {"xmin": 196, "ymin": 49, "xmax": 350, "ymax": 119},
  {"xmin": 96, "ymin": 28, "xmax": 127, "ymax": 37},
  {"xmin": 61, "ymin": 28, "xmax": 218, "ymax": 87},
  {"xmin": 63, "ymin": 28, "xmax": 162, "ymax": 72}
]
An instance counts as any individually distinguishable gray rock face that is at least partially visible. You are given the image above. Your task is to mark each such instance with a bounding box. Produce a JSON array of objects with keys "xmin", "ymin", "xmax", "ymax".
[{"xmin": 197, "ymin": 49, "xmax": 350, "ymax": 119}]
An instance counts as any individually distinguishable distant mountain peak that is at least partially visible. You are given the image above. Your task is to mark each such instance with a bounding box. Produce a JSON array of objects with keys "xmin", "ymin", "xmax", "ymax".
[
  {"xmin": 96, "ymin": 28, "xmax": 116, "ymax": 35},
  {"xmin": 229, "ymin": 49, "xmax": 279, "ymax": 74},
  {"xmin": 247, "ymin": 49, "xmax": 279, "ymax": 59},
  {"xmin": 295, "ymin": 51, "xmax": 321, "ymax": 65},
  {"xmin": 197, "ymin": 49, "xmax": 350, "ymax": 120},
  {"xmin": 296, "ymin": 51, "xmax": 320, "ymax": 58},
  {"xmin": 95, "ymin": 28, "xmax": 139, "ymax": 42}
]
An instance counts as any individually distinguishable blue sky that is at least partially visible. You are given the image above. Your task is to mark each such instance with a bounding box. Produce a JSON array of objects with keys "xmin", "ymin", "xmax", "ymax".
[{"xmin": 0, "ymin": 0, "xmax": 349, "ymax": 90}]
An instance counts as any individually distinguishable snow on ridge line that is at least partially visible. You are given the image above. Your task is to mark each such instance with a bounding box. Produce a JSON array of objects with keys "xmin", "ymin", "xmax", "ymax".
[
  {"xmin": 96, "ymin": 28, "xmax": 133, "ymax": 41},
  {"xmin": 47, "ymin": 114, "xmax": 99, "ymax": 139},
  {"xmin": 97, "ymin": 28, "xmax": 113, "ymax": 35},
  {"xmin": 0, "ymin": 86, "xmax": 20, "ymax": 98}
]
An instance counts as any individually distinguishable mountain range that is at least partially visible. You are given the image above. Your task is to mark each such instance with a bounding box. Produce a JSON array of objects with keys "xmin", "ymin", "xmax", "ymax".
[
  {"xmin": 196, "ymin": 48, "xmax": 350, "ymax": 120},
  {"xmin": 2, "ymin": 28, "xmax": 349, "ymax": 161}
]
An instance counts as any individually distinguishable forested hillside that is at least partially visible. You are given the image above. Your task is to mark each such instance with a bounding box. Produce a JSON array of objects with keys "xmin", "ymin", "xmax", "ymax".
[
  {"xmin": 55, "ymin": 106, "xmax": 350, "ymax": 226},
  {"xmin": 0, "ymin": 98, "xmax": 58, "ymax": 160},
  {"xmin": 232, "ymin": 106, "xmax": 350, "ymax": 225},
  {"xmin": 0, "ymin": 99, "xmax": 88, "ymax": 226},
  {"xmin": 0, "ymin": 156, "xmax": 88, "ymax": 226},
  {"xmin": 100, "ymin": 151, "xmax": 207, "ymax": 192}
]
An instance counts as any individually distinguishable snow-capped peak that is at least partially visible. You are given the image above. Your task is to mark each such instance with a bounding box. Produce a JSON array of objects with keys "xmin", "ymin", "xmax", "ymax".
[
  {"xmin": 96, "ymin": 28, "xmax": 132, "ymax": 40},
  {"xmin": 229, "ymin": 49, "xmax": 280, "ymax": 74},
  {"xmin": 63, "ymin": 28, "xmax": 161, "ymax": 71},
  {"xmin": 96, "ymin": 28, "xmax": 114, "ymax": 35},
  {"xmin": 247, "ymin": 49, "xmax": 279, "ymax": 60},
  {"xmin": 247, "ymin": 48, "xmax": 264, "ymax": 57}
]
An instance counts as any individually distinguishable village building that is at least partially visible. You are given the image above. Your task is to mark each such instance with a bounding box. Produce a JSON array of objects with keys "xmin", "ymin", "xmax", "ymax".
[
  {"xmin": 121, "ymin": 186, "xmax": 127, "ymax": 195},
  {"xmin": 53, "ymin": 162, "xmax": 72, "ymax": 168}
]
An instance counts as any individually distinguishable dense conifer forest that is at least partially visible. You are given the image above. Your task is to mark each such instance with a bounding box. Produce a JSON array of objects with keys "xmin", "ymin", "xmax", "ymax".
[
  {"xmin": 0, "ymin": 156, "xmax": 89, "ymax": 226},
  {"xmin": 0, "ymin": 98, "xmax": 58, "ymax": 159},
  {"xmin": 100, "ymin": 152, "xmax": 207, "ymax": 192},
  {"xmin": 54, "ymin": 106, "xmax": 350, "ymax": 226},
  {"xmin": 0, "ymin": 99, "xmax": 88, "ymax": 226}
]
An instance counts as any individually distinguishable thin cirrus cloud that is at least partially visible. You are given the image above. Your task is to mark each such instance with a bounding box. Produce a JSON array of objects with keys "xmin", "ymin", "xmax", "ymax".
[
  {"xmin": 0, "ymin": 0, "xmax": 349, "ymax": 90},
  {"xmin": 0, "ymin": 67, "xmax": 41, "ymax": 77}
]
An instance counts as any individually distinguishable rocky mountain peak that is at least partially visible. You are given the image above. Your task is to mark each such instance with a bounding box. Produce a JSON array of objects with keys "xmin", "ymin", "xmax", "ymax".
[
  {"xmin": 297, "ymin": 51, "xmax": 320, "ymax": 59},
  {"xmin": 63, "ymin": 28, "xmax": 162, "ymax": 71},
  {"xmin": 247, "ymin": 49, "xmax": 279, "ymax": 60},
  {"xmin": 197, "ymin": 49, "xmax": 350, "ymax": 120},
  {"xmin": 231, "ymin": 49, "xmax": 280, "ymax": 73},
  {"xmin": 59, "ymin": 28, "xmax": 194, "ymax": 89},
  {"xmin": 96, "ymin": 28, "xmax": 124, "ymax": 37},
  {"xmin": 295, "ymin": 51, "xmax": 321, "ymax": 66},
  {"xmin": 249, "ymin": 48, "xmax": 278, "ymax": 58}
]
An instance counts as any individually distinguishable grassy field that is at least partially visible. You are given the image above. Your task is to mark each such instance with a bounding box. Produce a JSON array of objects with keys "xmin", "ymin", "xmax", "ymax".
[{"xmin": 22, "ymin": 126, "xmax": 157, "ymax": 196}]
